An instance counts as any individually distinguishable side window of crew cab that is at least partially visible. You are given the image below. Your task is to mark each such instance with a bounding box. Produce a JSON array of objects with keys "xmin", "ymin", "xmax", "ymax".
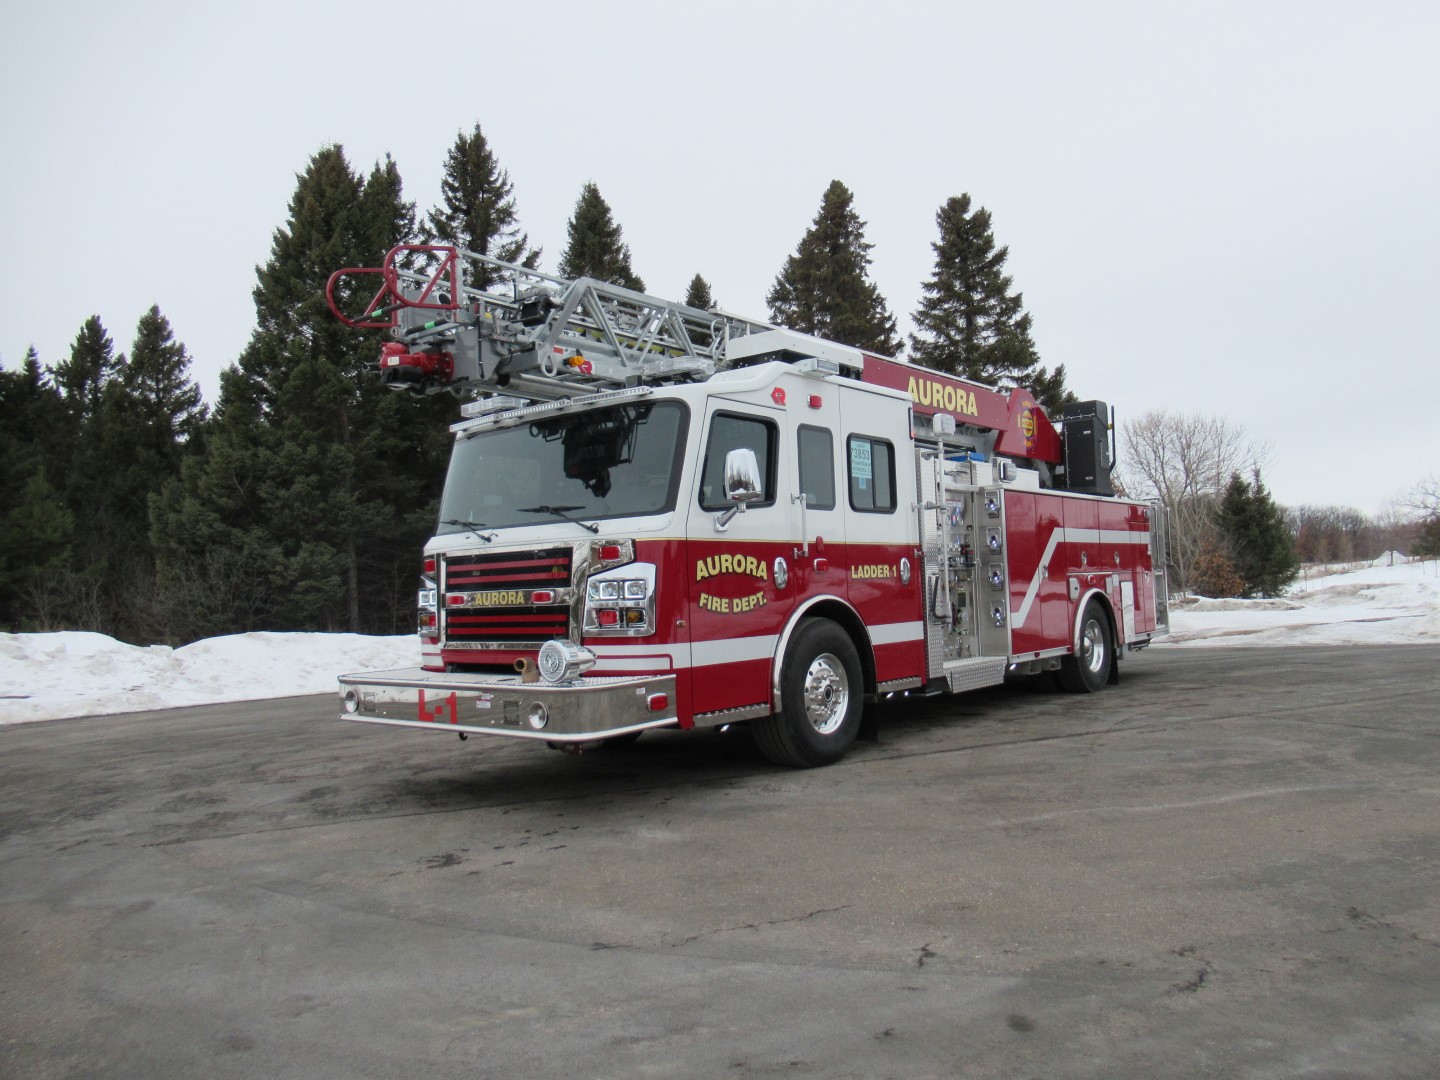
[
  {"xmin": 847, "ymin": 434, "xmax": 896, "ymax": 513},
  {"xmin": 698, "ymin": 412, "xmax": 777, "ymax": 510}
]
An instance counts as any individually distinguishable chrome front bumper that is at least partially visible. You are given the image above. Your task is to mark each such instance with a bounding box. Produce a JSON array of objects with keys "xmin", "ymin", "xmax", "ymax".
[{"xmin": 337, "ymin": 667, "xmax": 678, "ymax": 742}]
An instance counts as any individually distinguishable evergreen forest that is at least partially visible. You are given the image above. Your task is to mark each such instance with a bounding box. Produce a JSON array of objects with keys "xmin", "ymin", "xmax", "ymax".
[{"xmin": 2, "ymin": 129, "xmax": 1423, "ymax": 642}]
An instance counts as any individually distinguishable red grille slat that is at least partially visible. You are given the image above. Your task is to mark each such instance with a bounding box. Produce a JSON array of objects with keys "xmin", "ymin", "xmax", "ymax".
[
  {"xmin": 448, "ymin": 555, "xmax": 568, "ymax": 571},
  {"xmin": 447, "ymin": 569, "xmax": 569, "ymax": 586},
  {"xmin": 449, "ymin": 613, "xmax": 570, "ymax": 624}
]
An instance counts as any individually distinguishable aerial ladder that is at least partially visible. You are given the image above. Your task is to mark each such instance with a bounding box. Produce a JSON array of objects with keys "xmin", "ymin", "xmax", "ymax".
[
  {"xmin": 326, "ymin": 244, "xmax": 778, "ymax": 405},
  {"xmin": 326, "ymin": 243, "xmax": 1086, "ymax": 479}
]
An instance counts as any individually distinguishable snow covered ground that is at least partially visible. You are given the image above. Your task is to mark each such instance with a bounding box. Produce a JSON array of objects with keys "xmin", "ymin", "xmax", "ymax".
[{"xmin": 3, "ymin": 558, "xmax": 1437, "ymax": 726}]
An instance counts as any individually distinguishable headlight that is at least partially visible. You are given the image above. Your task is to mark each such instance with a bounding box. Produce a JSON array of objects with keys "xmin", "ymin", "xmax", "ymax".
[{"xmin": 584, "ymin": 562, "xmax": 657, "ymax": 635}]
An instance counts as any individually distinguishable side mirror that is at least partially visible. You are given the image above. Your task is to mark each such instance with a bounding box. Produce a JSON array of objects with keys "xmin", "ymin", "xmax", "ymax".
[
  {"xmin": 724, "ymin": 448, "xmax": 762, "ymax": 503},
  {"xmin": 716, "ymin": 448, "xmax": 763, "ymax": 530}
]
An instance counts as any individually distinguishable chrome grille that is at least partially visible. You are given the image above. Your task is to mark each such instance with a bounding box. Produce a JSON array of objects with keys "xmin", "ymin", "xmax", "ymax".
[{"xmin": 443, "ymin": 546, "xmax": 573, "ymax": 647}]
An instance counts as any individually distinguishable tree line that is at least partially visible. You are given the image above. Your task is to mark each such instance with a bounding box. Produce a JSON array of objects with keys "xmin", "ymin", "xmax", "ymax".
[
  {"xmin": 4, "ymin": 124, "xmax": 1435, "ymax": 639},
  {"xmin": 1119, "ymin": 411, "xmax": 1436, "ymax": 598},
  {"xmin": 1, "ymin": 125, "xmax": 1072, "ymax": 642}
]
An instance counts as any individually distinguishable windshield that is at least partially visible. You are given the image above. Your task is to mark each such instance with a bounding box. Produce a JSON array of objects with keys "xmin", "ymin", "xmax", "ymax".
[{"xmin": 437, "ymin": 400, "xmax": 689, "ymax": 534}]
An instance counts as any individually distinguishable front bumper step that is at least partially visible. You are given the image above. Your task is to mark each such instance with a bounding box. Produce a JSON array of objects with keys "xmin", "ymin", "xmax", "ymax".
[{"xmin": 338, "ymin": 667, "xmax": 678, "ymax": 742}]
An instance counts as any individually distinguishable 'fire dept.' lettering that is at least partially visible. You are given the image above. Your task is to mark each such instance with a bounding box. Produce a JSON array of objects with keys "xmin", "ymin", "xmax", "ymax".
[
  {"xmin": 698, "ymin": 591, "xmax": 768, "ymax": 614},
  {"xmin": 907, "ymin": 375, "xmax": 979, "ymax": 417},
  {"xmin": 695, "ymin": 551, "xmax": 769, "ymax": 616}
]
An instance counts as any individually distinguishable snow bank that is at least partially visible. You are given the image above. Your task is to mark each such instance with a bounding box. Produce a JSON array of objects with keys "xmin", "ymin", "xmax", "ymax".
[
  {"xmin": 3, "ymin": 562, "xmax": 1437, "ymax": 725},
  {"xmin": 0, "ymin": 632, "xmax": 417, "ymax": 725},
  {"xmin": 1163, "ymin": 559, "xmax": 1440, "ymax": 648}
]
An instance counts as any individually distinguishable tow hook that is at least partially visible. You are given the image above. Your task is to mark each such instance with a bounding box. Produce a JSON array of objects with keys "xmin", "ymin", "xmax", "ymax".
[{"xmin": 547, "ymin": 739, "xmax": 606, "ymax": 754}]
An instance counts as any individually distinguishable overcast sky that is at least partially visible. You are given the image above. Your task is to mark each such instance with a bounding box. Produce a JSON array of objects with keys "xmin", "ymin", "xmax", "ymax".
[{"xmin": 3, "ymin": 0, "xmax": 1436, "ymax": 514}]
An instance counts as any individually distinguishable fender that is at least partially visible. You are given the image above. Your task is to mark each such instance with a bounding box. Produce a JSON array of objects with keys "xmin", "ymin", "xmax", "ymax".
[
  {"xmin": 770, "ymin": 594, "xmax": 867, "ymax": 713},
  {"xmin": 1071, "ymin": 586, "xmax": 1119, "ymax": 656}
]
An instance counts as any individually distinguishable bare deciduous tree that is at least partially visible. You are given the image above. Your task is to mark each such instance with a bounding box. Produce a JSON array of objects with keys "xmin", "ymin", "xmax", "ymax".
[
  {"xmin": 1404, "ymin": 475, "xmax": 1440, "ymax": 517},
  {"xmin": 1117, "ymin": 410, "xmax": 1269, "ymax": 594}
]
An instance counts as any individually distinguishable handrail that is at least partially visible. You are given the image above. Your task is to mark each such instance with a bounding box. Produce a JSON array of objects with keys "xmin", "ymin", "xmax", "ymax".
[{"xmin": 326, "ymin": 245, "xmax": 462, "ymax": 328}]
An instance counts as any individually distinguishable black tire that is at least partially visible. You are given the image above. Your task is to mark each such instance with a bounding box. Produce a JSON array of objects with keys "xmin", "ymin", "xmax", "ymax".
[
  {"xmin": 1057, "ymin": 599, "xmax": 1112, "ymax": 693},
  {"xmin": 752, "ymin": 619, "xmax": 863, "ymax": 767}
]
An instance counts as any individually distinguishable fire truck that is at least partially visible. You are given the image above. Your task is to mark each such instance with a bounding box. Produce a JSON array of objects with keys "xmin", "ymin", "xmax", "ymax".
[{"xmin": 327, "ymin": 244, "xmax": 1168, "ymax": 766}]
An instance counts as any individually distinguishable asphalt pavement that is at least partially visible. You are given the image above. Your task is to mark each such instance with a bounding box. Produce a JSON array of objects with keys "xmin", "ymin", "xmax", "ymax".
[{"xmin": 2, "ymin": 645, "xmax": 1438, "ymax": 1079}]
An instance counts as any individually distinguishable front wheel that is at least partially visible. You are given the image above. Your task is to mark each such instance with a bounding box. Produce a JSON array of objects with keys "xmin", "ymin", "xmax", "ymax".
[
  {"xmin": 752, "ymin": 619, "xmax": 863, "ymax": 767},
  {"xmin": 1057, "ymin": 599, "xmax": 1112, "ymax": 693}
]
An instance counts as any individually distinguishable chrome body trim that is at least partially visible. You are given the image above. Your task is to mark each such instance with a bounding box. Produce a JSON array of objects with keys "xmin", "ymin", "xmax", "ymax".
[{"xmin": 338, "ymin": 667, "xmax": 677, "ymax": 742}]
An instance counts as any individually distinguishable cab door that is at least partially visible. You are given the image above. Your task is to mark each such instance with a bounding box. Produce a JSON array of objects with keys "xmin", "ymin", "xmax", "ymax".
[
  {"xmin": 786, "ymin": 382, "xmax": 847, "ymax": 606},
  {"xmin": 683, "ymin": 400, "xmax": 795, "ymax": 719}
]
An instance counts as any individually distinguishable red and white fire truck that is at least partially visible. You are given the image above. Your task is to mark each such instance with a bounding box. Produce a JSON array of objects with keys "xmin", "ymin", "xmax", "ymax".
[{"xmin": 327, "ymin": 244, "xmax": 1168, "ymax": 766}]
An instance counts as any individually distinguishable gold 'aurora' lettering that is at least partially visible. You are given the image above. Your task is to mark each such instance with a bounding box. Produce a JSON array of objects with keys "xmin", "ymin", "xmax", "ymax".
[
  {"xmin": 907, "ymin": 375, "xmax": 978, "ymax": 417},
  {"xmin": 469, "ymin": 590, "xmax": 528, "ymax": 607},
  {"xmin": 695, "ymin": 553, "xmax": 769, "ymax": 582}
]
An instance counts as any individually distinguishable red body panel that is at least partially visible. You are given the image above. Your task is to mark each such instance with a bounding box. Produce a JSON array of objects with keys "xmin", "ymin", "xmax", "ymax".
[
  {"xmin": 1004, "ymin": 490, "xmax": 1156, "ymax": 655},
  {"xmin": 860, "ymin": 354, "xmax": 1062, "ymax": 464}
]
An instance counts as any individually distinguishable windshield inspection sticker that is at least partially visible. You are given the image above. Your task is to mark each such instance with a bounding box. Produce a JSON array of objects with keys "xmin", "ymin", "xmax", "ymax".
[{"xmin": 851, "ymin": 440, "xmax": 872, "ymax": 489}]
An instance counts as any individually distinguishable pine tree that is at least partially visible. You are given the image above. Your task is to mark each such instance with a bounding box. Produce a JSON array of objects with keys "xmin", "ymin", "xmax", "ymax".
[
  {"xmin": 1414, "ymin": 516, "xmax": 1440, "ymax": 558},
  {"xmin": 558, "ymin": 182, "xmax": 645, "ymax": 292},
  {"xmin": 0, "ymin": 348, "xmax": 73, "ymax": 629},
  {"xmin": 426, "ymin": 124, "xmax": 539, "ymax": 288},
  {"xmin": 684, "ymin": 274, "xmax": 715, "ymax": 311},
  {"xmin": 1215, "ymin": 470, "xmax": 1300, "ymax": 598},
  {"xmin": 909, "ymin": 194, "xmax": 1072, "ymax": 415},
  {"xmin": 53, "ymin": 316, "xmax": 120, "ymax": 424},
  {"xmin": 121, "ymin": 306, "xmax": 207, "ymax": 454},
  {"xmin": 767, "ymin": 180, "xmax": 900, "ymax": 355},
  {"xmin": 80, "ymin": 307, "xmax": 210, "ymax": 638},
  {"xmin": 154, "ymin": 145, "xmax": 453, "ymax": 639},
  {"xmin": 0, "ymin": 347, "xmax": 69, "ymax": 467},
  {"xmin": 43, "ymin": 318, "xmax": 131, "ymax": 631}
]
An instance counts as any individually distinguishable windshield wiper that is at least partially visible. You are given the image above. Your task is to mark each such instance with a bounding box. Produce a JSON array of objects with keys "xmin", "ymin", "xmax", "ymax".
[
  {"xmin": 515, "ymin": 505, "xmax": 600, "ymax": 534},
  {"xmin": 440, "ymin": 519, "xmax": 497, "ymax": 542}
]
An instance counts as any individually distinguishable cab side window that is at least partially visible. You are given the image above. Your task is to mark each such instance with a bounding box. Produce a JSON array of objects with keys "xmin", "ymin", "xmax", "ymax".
[
  {"xmin": 699, "ymin": 412, "xmax": 777, "ymax": 511},
  {"xmin": 797, "ymin": 425, "xmax": 835, "ymax": 510},
  {"xmin": 848, "ymin": 434, "xmax": 896, "ymax": 513}
]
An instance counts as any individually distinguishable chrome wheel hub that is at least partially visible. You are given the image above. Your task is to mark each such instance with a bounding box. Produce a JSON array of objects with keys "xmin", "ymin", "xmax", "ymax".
[
  {"xmin": 802, "ymin": 653, "xmax": 850, "ymax": 735},
  {"xmin": 1081, "ymin": 618, "xmax": 1106, "ymax": 675}
]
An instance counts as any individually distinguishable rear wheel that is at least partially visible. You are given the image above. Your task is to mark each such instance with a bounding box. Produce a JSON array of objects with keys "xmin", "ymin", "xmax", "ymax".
[
  {"xmin": 752, "ymin": 619, "xmax": 863, "ymax": 767},
  {"xmin": 1057, "ymin": 599, "xmax": 1112, "ymax": 693}
]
